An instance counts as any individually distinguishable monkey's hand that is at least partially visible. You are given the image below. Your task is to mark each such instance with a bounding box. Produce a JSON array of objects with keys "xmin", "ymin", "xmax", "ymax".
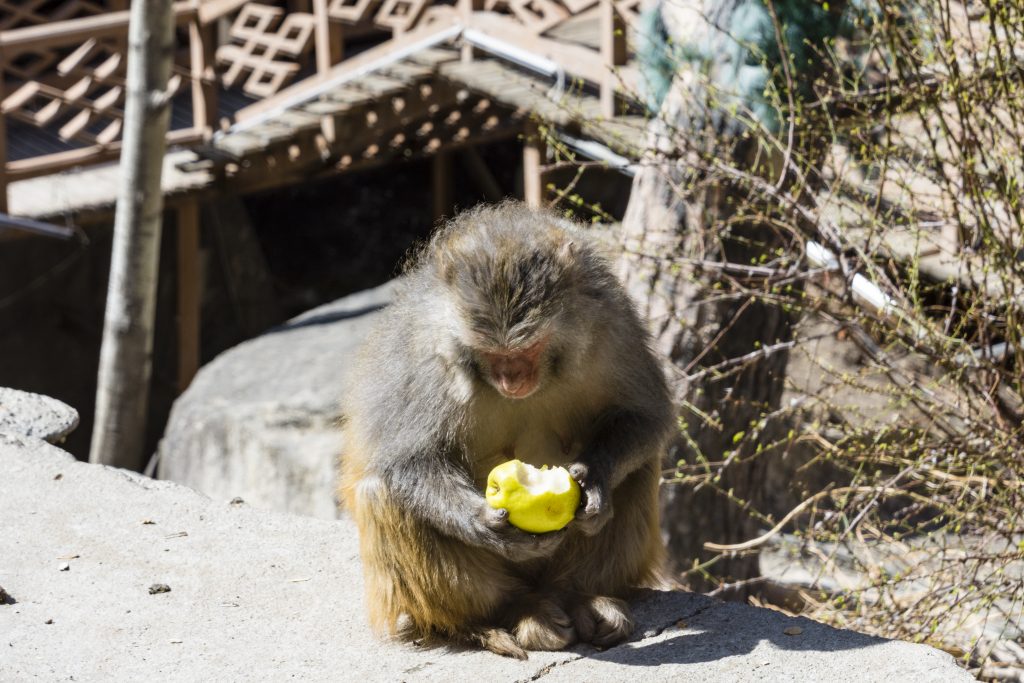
[
  {"xmin": 480, "ymin": 505, "xmax": 568, "ymax": 561},
  {"xmin": 568, "ymin": 462, "xmax": 613, "ymax": 536}
]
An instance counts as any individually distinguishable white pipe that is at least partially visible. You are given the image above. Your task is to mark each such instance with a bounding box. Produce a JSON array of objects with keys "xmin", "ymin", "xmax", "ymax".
[
  {"xmin": 463, "ymin": 28, "xmax": 559, "ymax": 77},
  {"xmin": 462, "ymin": 28, "xmax": 566, "ymax": 96},
  {"xmin": 554, "ymin": 131, "xmax": 638, "ymax": 174}
]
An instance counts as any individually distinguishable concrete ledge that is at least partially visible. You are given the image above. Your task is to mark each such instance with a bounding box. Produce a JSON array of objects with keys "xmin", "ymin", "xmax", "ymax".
[{"xmin": 0, "ymin": 433, "xmax": 970, "ymax": 681}]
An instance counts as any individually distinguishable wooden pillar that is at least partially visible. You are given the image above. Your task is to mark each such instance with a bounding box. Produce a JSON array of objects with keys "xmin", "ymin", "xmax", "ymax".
[
  {"xmin": 313, "ymin": 0, "xmax": 344, "ymax": 143},
  {"xmin": 313, "ymin": 0, "xmax": 344, "ymax": 72},
  {"xmin": 462, "ymin": 145, "xmax": 504, "ymax": 201},
  {"xmin": 522, "ymin": 121, "xmax": 544, "ymax": 208},
  {"xmin": 0, "ymin": 65, "xmax": 7, "ymax": 214},
  {"xmin": 177, "ymin": 200, "xmax": 201, "ymax": 393},
  {"xmin": 600, "ymin": 0, "xmax": 627, "ymax": 118},
  {"xmin": 189, "ymin": 14, "xmax": 219, "ymax": 139},
  {"xmin": 433, "ymin": 149, "xmax": 453, "ymax": 223},
  {"xmin": 459, "ymin": 0, "xmax": 484, "ymax": 63}
]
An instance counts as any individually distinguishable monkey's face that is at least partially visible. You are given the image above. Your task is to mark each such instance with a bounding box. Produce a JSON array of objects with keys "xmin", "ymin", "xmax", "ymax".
[
  {"xmin": 478, "ymin": 337, "xmax": 549, "ymax": 399},
  {"xmin": 441, "ymin": 243, "xmax": 572, "ymax": 401}
]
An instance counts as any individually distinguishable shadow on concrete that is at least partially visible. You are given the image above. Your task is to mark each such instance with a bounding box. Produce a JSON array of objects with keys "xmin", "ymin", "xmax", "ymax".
[
  {"xmin": 264, "ymin": 302, "xmax": 388, "ymax": 335},
  {"xmin": 574, "ymin": 589, "xmax": 886, "ymax": 667}
]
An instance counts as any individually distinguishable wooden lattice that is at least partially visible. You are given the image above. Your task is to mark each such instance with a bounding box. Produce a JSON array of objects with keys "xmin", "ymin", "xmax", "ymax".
[
  {"xmin": 613, "ymin": 0, "xmax": 640, "ymax": 28},
  {"xmin": 0, "ymin": 0, "xmax": 104, "ymax": 31},
  {"xmin": 327, "ymin": 0, "xmax": 381, "ymax": 24},
  {"xmin": 216, "ymin": 3, "xmax": 316, "ymax": 98},
  {"xmin": 0, "ymin": 0, "xmax": 107, "ymax": 82},
  {"xmin": 374, "ymin": 0, "xmax": 428, "ymax": 33},
  {"xmin": 2, "ymin": 38, "xmax": 127, "ymax": 145},
  {"xmin": 326, "ymin": 0, "xmax": 634, "ymax": 36},
  {"xmin": 1, "ymin": 35, "xmax": 186, "ymax": 146}
]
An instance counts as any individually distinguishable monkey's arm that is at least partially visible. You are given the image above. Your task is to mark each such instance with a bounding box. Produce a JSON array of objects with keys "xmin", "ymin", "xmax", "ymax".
[
  {"xmin": 370, "ymin": 450, "xmax": 565, "ymax": 560},
  {"xmin": 571, "ymin": 351, "xmax": 674, "ymax": 534}
]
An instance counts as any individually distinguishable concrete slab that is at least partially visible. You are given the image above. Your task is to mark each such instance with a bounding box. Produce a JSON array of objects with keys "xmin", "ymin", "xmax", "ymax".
[{"xmin": 0, "ymin": 432, "xmax": 971, "ymax": 681}]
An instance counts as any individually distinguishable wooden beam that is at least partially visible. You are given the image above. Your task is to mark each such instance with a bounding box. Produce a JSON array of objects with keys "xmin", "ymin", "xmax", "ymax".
[
  {"xmin": 433, "ymin": 149, "xmax": 453, "ymax": 223},
  {"xmin": 313, "ymin": 0, "xmax": 345, "ymax": 74},
  {"xmin": 465, "ymin": 13, "xmax": 635, "ymax": 93},
  {"xmin": 232, "ymin": 18, "xmax": 460, "ymax": 124},
  {"xmin": 313, "ymin": 0, "xmax": 345, "ymax": 143},
  {"xmin": 522, "ymin": 119, "xmax": 543, "ymax": 207},
  {"xmin": 197, "ymin": 0, "xmax": 250, "ymax": 25},
  {"xmin": 459, "ymin": 0, "xmax": 484, "ymax": 63},
  {"xmin": 0, "ymin": 66, "xmax": 7, "ymax": 214},
  {"xmin": 461, "ymin": 145, "xmax": 503, "ymax": 201},
  {"xmin": 599, "ymin": 0, "xmax": 626, "ymax": 118},
  {"xmin": 176, "ymin": 199, "xmax": 202, "ymax": 393},
  {"xmin": 5, "ymin": 127, "xmax": 203, "ymax": 181},
  {"xmin": 189, "ymin": 17, "xmax": 219, "ymax": 139},
  {"xmin": 0, "ymin": 3, "xmax": 198, "ymax": 58}
]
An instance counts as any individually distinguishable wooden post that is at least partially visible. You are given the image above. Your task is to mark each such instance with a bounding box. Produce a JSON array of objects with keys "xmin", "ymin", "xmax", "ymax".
[
  {"xmin": 313, "ymin": 0, "xmax": 344, "ymax": 73},
  {"xmin": 459, "ymin": 0, "xmax": 483, "ymax": 63},
  {"xmin": 433, "ymin": 149, "xmax": 453, "ymax": 223},
  {"xmin": 462, "ymin": 145, "xmax": 504, "ymax": 201},
  {"xmin": 0, "ymin": 65, "xmax": 8, "ymax": 214},
  {"xmin": 600, "ymin": 0, "xmax": 627, "ymax": 118},
  {"xmin": 522, "ymin": 120, "xmax": 543, "ymax": 208},
  {"xmin": 188, "ymin": 9, "xmax": 219, "ymax": 139},
  {"xmin": 313, "ymin": 0, "xmax": 344, "ymax": 143},
  {"xmin": 177, "ymin": 200, "xmax": 201, "ymax": 393}
]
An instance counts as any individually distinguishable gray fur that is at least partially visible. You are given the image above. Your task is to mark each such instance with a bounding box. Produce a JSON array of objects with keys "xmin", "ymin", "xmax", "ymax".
[{"xmin": 342, "ymin": 201, "xmax": 674, "ymax": 655}]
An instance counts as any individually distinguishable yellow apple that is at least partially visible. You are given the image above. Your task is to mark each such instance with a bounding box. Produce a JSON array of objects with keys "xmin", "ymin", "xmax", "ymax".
[{"xmin": 485, "ymin": 459, "xmax": 582, "ymax": 533}]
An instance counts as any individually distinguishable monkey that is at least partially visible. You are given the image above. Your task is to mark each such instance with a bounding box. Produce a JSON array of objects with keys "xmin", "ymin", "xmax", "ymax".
[{"xmin": 340, "ymin": 201, "xmax": 674, "ymax": 659}]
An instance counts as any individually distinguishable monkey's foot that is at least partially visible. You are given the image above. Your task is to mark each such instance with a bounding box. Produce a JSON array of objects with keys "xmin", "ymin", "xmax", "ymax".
[
  {"xmin": 571, "ymin": 595, "xmax": 634, "ymax": 648},
  {"xmin": 475, "ymin": 627, "xmax": 528, "ymax": 660},
  {"xmin": 513, "ymin": 598, "xmax": 577, "ymax": 652}
]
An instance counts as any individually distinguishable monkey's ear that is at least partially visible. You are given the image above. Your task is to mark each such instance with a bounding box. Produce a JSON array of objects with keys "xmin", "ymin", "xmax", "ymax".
[
  {"xmin": 555, "ymin": 238, "xmax": 577, "ymax": 267},
  {"xmin": 437, "ymin": 251, "xmax": 458, "ymax": 285}
]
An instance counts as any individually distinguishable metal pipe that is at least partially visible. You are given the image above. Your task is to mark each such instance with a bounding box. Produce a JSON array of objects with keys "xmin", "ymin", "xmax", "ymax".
[
  {"xmin": 462, "ymin": 28, "xmax": 565, "ymax": 96},
  {"xmin": 553, "ymin": 131, "xmax": 637, "ymax": 174}
]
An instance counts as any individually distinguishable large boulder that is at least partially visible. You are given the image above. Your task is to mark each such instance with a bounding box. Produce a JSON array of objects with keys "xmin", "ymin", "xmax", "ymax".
[
  {"xmin": 157, "ymin": 282, "xmax": 395, "ymax": 518},
  {"xmin": 0, "ymin": 430, "xmax": 973, "ymax": 681}
]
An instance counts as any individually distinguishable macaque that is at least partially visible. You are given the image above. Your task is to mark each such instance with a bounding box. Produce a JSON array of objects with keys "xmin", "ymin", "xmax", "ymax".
[{"xmin": 340, "ymin": 201, "xmax": 673, "ymax": 659}]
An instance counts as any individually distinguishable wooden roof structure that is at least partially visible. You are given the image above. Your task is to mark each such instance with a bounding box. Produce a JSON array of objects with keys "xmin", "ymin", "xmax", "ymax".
[
  {"xmin": 0, "ymin": 0, "xmax": 655, "ymax": 389},
  {"xmin": 0, "ymin": 0, "xmax": 653, "ymax": 223}
]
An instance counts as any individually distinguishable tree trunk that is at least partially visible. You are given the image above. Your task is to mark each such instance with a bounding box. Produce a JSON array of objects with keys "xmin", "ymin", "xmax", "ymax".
[
  {"xmin": 90, "ymin": 0, "xmax": 175, "ymax": 469},
  {"xmin": 618, "ymin": 0, "xmax": 820, "ymax": 592},
  {"xmin": 619, "ymin": 144, "xmax": 794, "ymax": 591}
]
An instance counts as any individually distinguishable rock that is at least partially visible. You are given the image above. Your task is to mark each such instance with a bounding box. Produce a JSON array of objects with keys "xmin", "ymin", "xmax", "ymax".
[
  {"xmin": 761, "ymin": 532, "xmax": 1024, "ymax": 677},
  {"xmin": 157, "ymin": 282, "xmax": 397, "ymax": 518},
  {"xmin": 0, "ymin": 432, "xmax": 973, "ymax": 681},
  {"xmin": 0, "ymin": 387, "xmax": 79, "ymax": 443}
]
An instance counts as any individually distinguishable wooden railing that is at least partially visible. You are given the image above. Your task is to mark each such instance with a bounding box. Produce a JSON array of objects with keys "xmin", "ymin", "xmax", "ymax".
[{"xmin": 0, "ymin": 0, "xmax": 636, "ymax": 213}]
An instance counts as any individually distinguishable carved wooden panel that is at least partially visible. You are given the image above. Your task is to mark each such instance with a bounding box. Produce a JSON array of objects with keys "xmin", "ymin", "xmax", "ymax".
[
  {"xmin": 558, "ymin": 0, "xmax": 596, "ymax": 14},
  {"xmin": 327, "ymin": 0, "xmax": 381, "ymax": 24},
  {"xmin": 0, "ymin": 0, "xmax": 104, "ymax": 31},
  {"xmin": 216, "ymin": 3, "xmax": 316, "ymax": 98},
  {"xmin": 0, "ymin": 0, "xmax": 107, "ymax": 82},
  {"xmin": 614, "ymin": 0, "xmax": 640, "ymax": 28},
  {"xmin": 374, "ymin": 0, "xmax": 428, "ymax": 33},
  {"xmin": 2, "ymin": 38, "xmax": 127, "ymax": 145},
  {"xmin": 1, "ymin": 35, "xmax": 186, "ymax": 147},
  {"xmin": 505, "ymin": 0, "xmax": 568, "ymax": 34}
]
